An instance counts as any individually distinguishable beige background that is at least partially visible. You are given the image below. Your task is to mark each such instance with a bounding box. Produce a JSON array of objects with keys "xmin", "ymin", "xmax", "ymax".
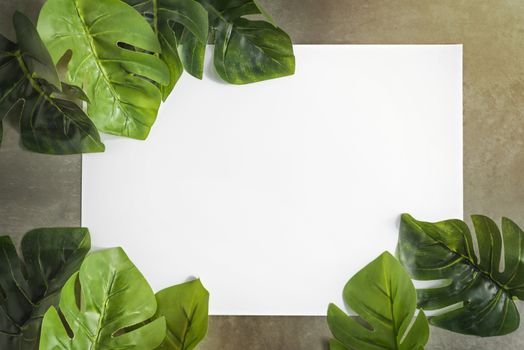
[{"xmin": 1, "ymin": 0, "xmax": 523, "ymax": 349}]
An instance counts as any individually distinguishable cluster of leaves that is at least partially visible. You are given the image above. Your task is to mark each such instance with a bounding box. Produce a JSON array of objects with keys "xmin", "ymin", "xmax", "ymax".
[
  {"xmin": 328, "ymin": 214, "xmax": 524, "ymax": 349},
  {"xmin": 0, "ymin": 228, "xmax": 209, "ymax": 350},
  {"xmin": 0, "ymin": 228, "xmax": 90, "ymax": 349},
  {"xmin": 1, "ymin": 0, "xmax": 295, "ymax": 154},
  {"xmin": 0, "ymin": 13, "xmax": 103, "ymax": 154}
]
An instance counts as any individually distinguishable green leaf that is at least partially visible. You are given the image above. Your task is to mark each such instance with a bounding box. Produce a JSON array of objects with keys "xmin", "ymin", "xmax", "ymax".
[
  {"xmin": 124, "ymin": 0, "xmax": 209, "ymax": 99},
  {"xmin": 252, "ymin": 0, "xmax": 276, "ymax": 25},
  {"xmin": 37, "ymin": 0, "xmax": 170, "ymax": 140},
  {"xmin": 329, "ymin": 339, "xmax": 350, "ymax": 350},
  {"xmin": 177, "ymin": 28, "xmax": 207, "ymax": 80},
  {"xmin": 0, "ymin": 34, "xmax": 19, "ymax": 147},
  {"xmin": 155, "ymin": 279, "xmax": 209, "ymax": 350},
  {"xmin": 0, "ymin": 227, "xmax": 90, "ymax": 350},
  {"xmin": 198, "ymin": 0, "xmax": 295, "ymax": 84},
  {"xmin": 0, "ymin": 12, "xmax": 104, "ymax": 154},
  {"xmin": 14, "ymin": 12, "xmax": 60, "ymax": 90},
  {"xmin": 327, "ymin": 252, "xmax": 429, "ymax": 350},
  {"xmin": 398, "ymin": 214, "xmax": 524, "ymax": 337},
  {"xmin": 40, "ymin": 247, "xmax": 166, "ymax": 350}
]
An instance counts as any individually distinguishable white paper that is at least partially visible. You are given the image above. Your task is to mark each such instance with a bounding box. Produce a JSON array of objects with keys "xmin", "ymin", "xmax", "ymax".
[{"xmin": 82, "ymin": 45, "xmax": 463, "ymax": 315}]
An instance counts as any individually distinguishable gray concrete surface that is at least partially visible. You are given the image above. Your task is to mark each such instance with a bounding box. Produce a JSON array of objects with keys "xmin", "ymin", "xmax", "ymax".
[
  {"xmin": 1, "ymin": 0, "xmax": 524, "ymax": 349},
  {"xmin": 0, "ymin": 0, "xmax": 80, "ymax": 247}
]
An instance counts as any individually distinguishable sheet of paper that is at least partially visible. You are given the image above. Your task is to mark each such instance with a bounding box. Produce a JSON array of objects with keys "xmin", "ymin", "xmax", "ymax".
[{"xmin": 82, "ymin": 45, "xmax": 463, "ymax": 315}]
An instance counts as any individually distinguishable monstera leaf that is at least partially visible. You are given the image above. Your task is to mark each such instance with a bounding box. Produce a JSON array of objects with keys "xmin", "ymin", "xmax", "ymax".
[
  {"xmin": 37, "ymin": 0, "xmax": 170, "ymax": 140},
  {"xmin": 40, "ymin": 248, "xmax": 166, "ymax": 350},
  {"xmin": 327, "ymin": 252, "xmax": 429, "ymax": 350},
  {"xmin": 0, "ymin": 227, "xmax": 90, "ymax": 349},
  {"xmin": 124, "ymin": 0, "xmax": 209, "ymax": 99},
  {"xmin": 0, "ymin": 12, "xmax": 103, "ymax": 154},
  {"xmin": 398, "ymin": 214, "xmax": 524, "ymax": 336},
  {"xmin": 155, "ymin": 279, "xmax": 209, "ymax": 350},
  {"xmin": 196, "ymin": 0, "xmax": 295, "ymax": 84}
]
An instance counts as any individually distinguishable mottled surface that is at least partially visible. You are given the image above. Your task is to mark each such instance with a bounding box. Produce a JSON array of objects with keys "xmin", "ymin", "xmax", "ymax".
[{"xmin": 1, "ymin": 0, "xmax": 524, "ymax": 349}]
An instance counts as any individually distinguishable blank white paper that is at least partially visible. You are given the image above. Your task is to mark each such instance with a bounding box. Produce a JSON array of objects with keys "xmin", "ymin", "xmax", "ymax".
[{"xmin": 82, "ymin": 45, "xmax": 463, "ymax": 315}]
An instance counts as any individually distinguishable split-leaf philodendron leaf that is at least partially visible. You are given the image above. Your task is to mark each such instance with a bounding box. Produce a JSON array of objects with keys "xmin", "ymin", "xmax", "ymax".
[
  {"xmin": 0, "ymin": 227, "xmax": 90, "ymax": 349},
  {"xmin": 155, "ymin": 279, "xmax": 209, "ymax": 350},
  {"xmin": 40, "ymin": 247, "xmax": 166, "ymax": 350},
  {"xmin": 124, "ymin": 0, "xmax": 209, "ymax": 99},
  {"xmin": 0, "ymin": 12, "xmax": 104, "ymax": 154},
  {"xmin": 398, "ymin": 214, "xmax": 524, "ymax": 337},
  {"xmin": 197, "ymin": 0, "xmax": 295, "ymax": 84},
  {"xmin": 37, "ymin": 0, "xmax": 170, "ymax": 140},
  {"xmin": 327, "ymin": 252, "xmax": 429, "ymax": 350}
]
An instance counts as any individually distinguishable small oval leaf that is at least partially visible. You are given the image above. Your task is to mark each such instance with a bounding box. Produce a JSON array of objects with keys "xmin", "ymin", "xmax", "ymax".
[{"xmin": 155, "ymin": 279, "xmax": 210, "ymax": 350}]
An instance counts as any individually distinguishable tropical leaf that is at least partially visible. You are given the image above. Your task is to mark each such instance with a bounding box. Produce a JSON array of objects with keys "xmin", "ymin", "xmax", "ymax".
[
  {"xmin": 155, "ymin": 279, "xmax": 209, "ymax": 350},
  {"xmin": 398, "ymin": 213, "xmax": 524, "ymax": 336},
  {"xmin": 327, "ymin": 252, "xmax": 429, "ymax": 350},
  {"xmin": 39, "ymin": 247, "xmax": 166, "ymax": 350},
  {"xmin": 329, "ymin": 339, "xmax": 351, "ymax": 350},
  {"xmin": 37, "ymin": 0, "xmax": 170, "ymax": 140},
  {"xmin": 124, "ymin": 0, "xmax": 209, "ymax": 99},
  {"xmin": 197, "ymin": 0, "xmax": 295, "ymax": 84},
  {"xmin": 0, "ymin": 227, "xmax": 90, "ymax": 349},
  {"xmin": 0, "ymin": 12, "xmax": 104, "ymax": 154}
]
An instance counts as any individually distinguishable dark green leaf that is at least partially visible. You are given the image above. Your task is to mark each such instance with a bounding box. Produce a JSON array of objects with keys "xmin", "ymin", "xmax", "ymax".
[
  {"xmin": 198, "ymin": 0, "xmax": 295, "ymax": 84},
  {"xmin": 198, "ymin": 0, "xmax": 259, "ymax": 20},
  {"xmin": 0, "ymin": 12, "xmax": 104, "ymax": 154},
  {"xmin": 0, "ymin": 33, "xmax": 20, "ymax": 147},
  {"xmin": 155, "ymin": 279, "xmax": 209, "ymax": 350},
  {"xmin": 14, "ymin": 12, "xmax": 60, "ymax": 90},
  {"xmin": 54, "ymin": 82, "xmax": 89, "ymax": 102},
  {"xmin": 213, "ymin": 18, "xmax": 294, "ymax": 84},
  {"xmin": 124, "ymin": 0, "xmax": 209, "ymax": 99},
  {"xmin": 398, "ymin": 213, "xmax": 524, "ymax": 336},
  {"xmin": 37, "ymin": 0, "xmax": 170, "ymax": 140},
  {"xmin": 177, "ymin": 27, "xmax": 207, "ymax": 80},
  {"xmin": 0, "ymin": 228, "xmax": 90, "ymax": 350},
  {"xmin": 40, "ymin": 248, "xmax": 166, "ymax": 350},
  {"xmin": 327, "ymin": 252, "xmax": 429, "ymax": 350}
]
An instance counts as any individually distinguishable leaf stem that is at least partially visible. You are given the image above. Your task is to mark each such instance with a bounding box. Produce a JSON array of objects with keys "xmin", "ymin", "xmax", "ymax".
[{"xmin": 15, "ymin": 52, "xmax": 50, "ymax": 104}]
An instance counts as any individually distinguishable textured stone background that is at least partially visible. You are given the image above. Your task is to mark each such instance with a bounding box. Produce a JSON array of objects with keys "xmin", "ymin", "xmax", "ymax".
[{"xmin": 1, "ymin": 0, "xmax": 523, "ymax": 349}]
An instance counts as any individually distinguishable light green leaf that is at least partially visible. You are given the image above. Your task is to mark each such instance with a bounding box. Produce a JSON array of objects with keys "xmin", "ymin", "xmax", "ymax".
[
  {"xmin": 198, "ymin": 0, "xmax": 295, "ymax": 84},
  {"xmin": 124, "ymin": 0, "xmax": 209, "ymax": 99},
  {"xmin": 155, "ymin": 279, "xmax": 209, "ymax": 350},
  {"xmin": 398, "ymin": 213, "xmax": 524, "ymax": 337},
  {"xmin": 328, "ymin": 252, "xmax": 429, "ymax": 350},
  {"xmin": 0, "ymin": 12, "xmax": 104, "ymax": 154},
  {"xmin": 39, "ymin": 248, "xmax": 166, "ymax": 350},
  {"xmin": 0, "ymin": 227, "xmax": 90, "ymax": 350},
  {"xmin": 37, "ymin": 0, "xmax": 170, "ymax": 140}
]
